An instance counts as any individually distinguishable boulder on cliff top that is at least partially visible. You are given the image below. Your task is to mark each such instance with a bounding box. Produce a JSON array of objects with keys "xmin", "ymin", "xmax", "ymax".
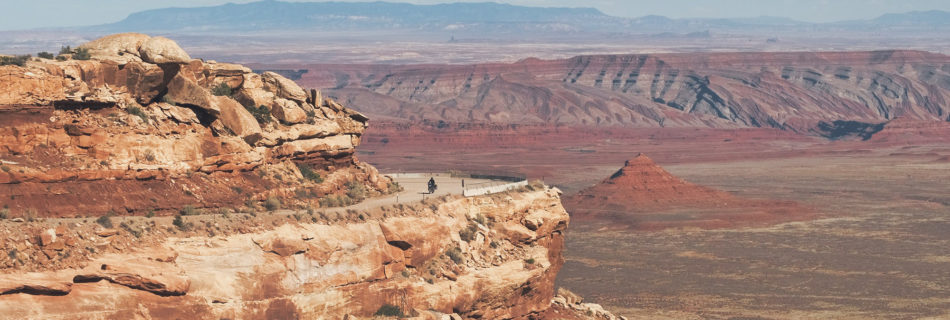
[
  {"xmin": 78, "ymin": 33, "xmax": 190, "ymax": 65},
  {"xmin": 262, "ymin": 72, "xmax": 308, "ymax": 102},
  {"xmin": 78, "ymin": 33, "xmax": 151, "ymax": 64},
  {"xmin": 138, "ymin": 36, "xmax": 191, "ymax": 64}
]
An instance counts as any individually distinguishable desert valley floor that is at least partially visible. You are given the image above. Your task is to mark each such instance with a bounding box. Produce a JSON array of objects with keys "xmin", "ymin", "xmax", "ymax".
[{"xmin": 357, "ymin": 126, "xmax": 950, "ymax": 319}]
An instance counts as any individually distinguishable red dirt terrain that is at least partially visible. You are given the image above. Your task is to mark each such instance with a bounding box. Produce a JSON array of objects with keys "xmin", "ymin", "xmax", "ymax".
[{"xmin": 561, "ymin": 154, "xmax": 814, "ymax": 231}]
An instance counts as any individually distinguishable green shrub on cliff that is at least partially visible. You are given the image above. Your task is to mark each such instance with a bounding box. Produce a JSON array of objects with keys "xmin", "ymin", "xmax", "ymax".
[
  {"xmin": 245, "ymin": 105, "xmax": 272, "ymax": 124},
  {"xmin": 374, "ymin": 304, "xmax": 404, "ymax": 317},
  {"xmin": 0, "ymin": 55, "xmax": 30, "ymax": 67},
  {"xmin": 295, "ymin": 162, "xmax": 323, "ymax": 182},
  {"xmin": 73, "ymin": 48, "xmax": 91, "ymax": 60},
  {"xmin": 37, "ymin": 52, "xmax": 54, "ymax": 59},
  {"xmin": 211, "ymin": 82, "xmax": 233, "ymax": 97}
]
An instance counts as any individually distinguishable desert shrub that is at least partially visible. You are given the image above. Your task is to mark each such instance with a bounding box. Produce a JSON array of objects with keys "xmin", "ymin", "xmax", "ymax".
[
  {"xmin": 345, "ymin": 181, "xmax": 367, "ymax": 201},
  {"xmin": 387, "ymin": 181, "xmax": 403, "ymax": 193},
  {"xmin": 373, "ymin": 304, "xmax": 404, "ymax": 317},
  {"xmin": 525, "ymin": 258, "xmax": 536, "ymax": 264},
  {"xmin": 55, "ymin": 55, "xmax": 67, "ymax": 61},
  {"xmin": 245, "ymin": 105, "xmax": 272, "ymax": 124},
  {"xmin": 1, "ymin": 165, "xmax": 10, "ymax": 172},
  {"xmin": 172, "ymin": 215, "xmax": 188, "ymax": 231},
  {"xmin": 319, "ymin": 195, "xmax": 353, "ymax": 208},
  {"xmin": 0, "ymin": 208, "xmax": 8, "ymax": 219},
  {"xmin": 180, "ymin": 205, "xmax": 199, "ymax": 216},
  {"xmin": 459, "ymin": 222, "xmax": 478, "ymax": 242},
  {"xmin": 211, "ymin": 82, "xmax": 233, "ymax": 96},
  {"xmin": 73, "ymin": 48, "xmax": 91, "ymax": 60},
  {"xmin": 120, "ymin": 222, "xmax": 142, "ymax": 238},
  {"xmin": 37, "ymin": 51, "xmax": 54, "ymax": 59},
  {"xmin": 127, "ymin": 106, "xmax": 149, "ymax": 123},
  {"xmin": 0, "ymin": 55, "xmax": 30, "ymax": 67},
  {"xmin": 264, "ymin": 197, "xmax": 280, "ymax": 211},
  {"xmin": 446, "ymin": 247, "xmax": 463, "ymax": 264},
  {"xmin": 145, "ymin": 209, "xmax": 156, "ymax": 218},
  {"xmin": 473, "ymin": 213, "xmax": 488, "ymax": 226},
  {"xmin": 231, "ymin": 186, "xmax": 244, "ymax": 194},
  {"xmin": 143, "ymin": 149, "xmax": 156, "ymax": 162},
  {"xmin": 295, "ymin": 162, "xmax": 323, "ymax": 182},
  {"xmin": 96, "ymin": 214, "xmax": 113, "ymax": 228}
]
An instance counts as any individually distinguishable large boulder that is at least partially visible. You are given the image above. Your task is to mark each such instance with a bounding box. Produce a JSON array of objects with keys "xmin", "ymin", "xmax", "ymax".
[
  {"xmin": 78, "ymin": 33, "xmax": 150, "ymax": 64},
  {"xmin": 262, "ymin": 72, "xmax": 308, "ymax": 102},
  {"xmin": 214, "ymin": 96, "xmax": 263, "ymax": 144},
  {"xmin": 271, "ymin": 98, "xmax": 308, "ymax": 124},
  {"xmin": 165, "ymin": 73, "xmax": 217, "ymax": 115},
  {"xmin": 234, "ymin": 73, "xmax": 276, "ymax": 108},
  {"xmin": 123, "ymin": 61, "xmax": 165, "ymax": 104},
  {"xmin": 138, "ymin": 36, "xmax": 191, "ymax": 64}
]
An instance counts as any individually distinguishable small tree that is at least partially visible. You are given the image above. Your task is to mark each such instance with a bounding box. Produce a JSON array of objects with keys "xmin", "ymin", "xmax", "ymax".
[
  {"xmin": 58, "ymin": 45, "xmax": 72, "ymax": 55},
  {"xmin": 211, "ymin": 82, "xmax": 233, "ymax": 96},
  {"xmin": 73, "ymin": 48, "xmax": 91, "ymax": 60},
  {"xmin": 37, "ymin": 52, "xmax": 54, "ymax": 59},
  {"xmin": 374, "ymin": 304, "xmax": 404, "ymax": 317}
]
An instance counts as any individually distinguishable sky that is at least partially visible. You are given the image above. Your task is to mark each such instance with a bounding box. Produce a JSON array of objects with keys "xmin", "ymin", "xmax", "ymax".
[{"xmin": 2, "ymin": 0, "xmax": 950, "ymax": 30}]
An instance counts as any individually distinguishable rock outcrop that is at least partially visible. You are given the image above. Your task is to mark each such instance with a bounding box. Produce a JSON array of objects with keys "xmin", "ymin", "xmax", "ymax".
[
  {"xmin": 0, "ymin": 187, "xmax": 583, "ymax": 319},
  {"xmin": 0, "ymin": 34, "xmax": 386, "ymax": 217},
  {"xmin": 562, "ymin": 154, "xmax": 815, "ymax": 230}
]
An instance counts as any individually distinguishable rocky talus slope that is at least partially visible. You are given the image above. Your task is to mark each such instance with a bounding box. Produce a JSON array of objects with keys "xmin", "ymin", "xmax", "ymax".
[
  {"xmin": 302, "ymin": 50, "xmax": 950, "ymax": 132},
  {"xmin": 562, "ymin": 154, "xmax": 814, "ymax": 230},
  {"xmin": 0, "ymin": 33, "xmax": 391, "ymax": 217}
]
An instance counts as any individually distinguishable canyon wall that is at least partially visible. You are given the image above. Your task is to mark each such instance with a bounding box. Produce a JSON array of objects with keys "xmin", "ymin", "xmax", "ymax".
[{"xmin": 297, "ymin": 50, "xmax": 950, "ymax": 132}]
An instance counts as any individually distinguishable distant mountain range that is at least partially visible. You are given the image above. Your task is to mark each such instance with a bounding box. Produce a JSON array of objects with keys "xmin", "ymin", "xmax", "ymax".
[{"xmin": 86, "ymin": 1, "xmax": 950, "ymax": 35}]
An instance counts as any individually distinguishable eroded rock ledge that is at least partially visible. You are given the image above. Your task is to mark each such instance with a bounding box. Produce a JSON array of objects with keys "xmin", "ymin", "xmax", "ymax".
[
  {"xmin": 0, "ymin": 33, "xmax": 390, "ymax": 216},
  {"xmin": 0, "ymin": 188, "xmax": 617, "ymax": 319}
]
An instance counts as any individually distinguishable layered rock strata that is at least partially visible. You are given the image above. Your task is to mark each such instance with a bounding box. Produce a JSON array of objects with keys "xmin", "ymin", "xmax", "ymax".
[
  {"xmin": 0, "ymin": 187, "xmax": 586, "ymax": 319},
  {"xmin": 0, "ymin": 33, "xmax": 389, "ymax": 216}
]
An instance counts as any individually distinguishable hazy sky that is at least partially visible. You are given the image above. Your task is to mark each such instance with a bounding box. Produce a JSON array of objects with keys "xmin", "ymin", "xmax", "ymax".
[{"xmin": 3, "ymin": 0, "xmax": 950, "ymax": 30}]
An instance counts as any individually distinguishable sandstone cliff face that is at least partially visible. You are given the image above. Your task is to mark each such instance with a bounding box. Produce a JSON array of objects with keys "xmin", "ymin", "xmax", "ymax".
[
  {"xmin": 0, "ymin": 33, "xmax": 389, "ymax": 217},
  {"xmin": 0, "ymin": 188, "xmax": 580, "ymax": 319},
  {"xmin": 303, "ymin": 50, "xmax": 950, "ymax": 132}
]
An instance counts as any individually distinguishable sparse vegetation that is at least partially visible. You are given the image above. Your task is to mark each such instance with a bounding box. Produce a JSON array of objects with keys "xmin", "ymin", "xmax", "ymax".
[
  {"xmin": 143, "ymin": 149, "xmax": 156, "ymax": 162},
  {"xmin": 245, "ymin": 105, "xmax": 272, "ymax": 124},
  {"xmin": 525, "ymin": 258, "xmax": 536, "ymax": 264},
  {"xmin": 96, "ymin": 214, "xmax": 113, "ymax": 229},
  {"xmin": 180, "ymin": 205, "xmax": 199, "ymax": 216},
  {"xmin": 345, "ymin": 180, "xmax": 368, "ymax": 201},
  {"xmin": 37, "ymin": 52, "xmax": 54, "ymax": 59},
  {"xmin": 145, "ymin": 209, "xmax": 156, "ymax": 218},
  {"xmin": 127, "ymin": 106, "xmax": 149, "ymax": 123},
  {"xmin": 319, "ymin": 194, "xmax": 354, "ymax": 208},
  {"xmin": 0, "ymin": 54, "xmax": 31, "ymax": 66},
  {"xmin": 1, "ymin": 165, "xmax": 10, "ymax": 172},
  {"xmin": 173, "ymin": 215, "xmax": 188, "ymax": 231},
  {"xmin": 120, "ymin": 222, "xmax": 142, "ymax": 238},
  {"xmin": 58, "ymin": 45, "xmax": 72, "ymax": 55},
  {"xmin": 295, "ymin": 162, "xmax": 323, "ymax": 183},
  {"xmin": 73, "ymin": 47, "xmax": 91, "ymax": 60},
  {"xmin": 459, "ymin": 222, "xmax": 479, "ymax": 242},
  {"xmin": 211, "ymin": 82, "xmax": 233, "ymax": 97},
  {"xmin": 446, "ymin": 247, "xmax": 463, "ymax": 264},
  {"xmin": 0, "ymin": 208, "xmax": 8, "ymax": 219},
  {"xmin": 373, "ymin": 304, "xmax": 404, "ymax": 317},
  {"xmin": 231, "ymin": 186, "xmax": 244, "ymax": 194},
  {"xmin": 264, "ymin": 197, "xmax": 281, "ymax": 211}
]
